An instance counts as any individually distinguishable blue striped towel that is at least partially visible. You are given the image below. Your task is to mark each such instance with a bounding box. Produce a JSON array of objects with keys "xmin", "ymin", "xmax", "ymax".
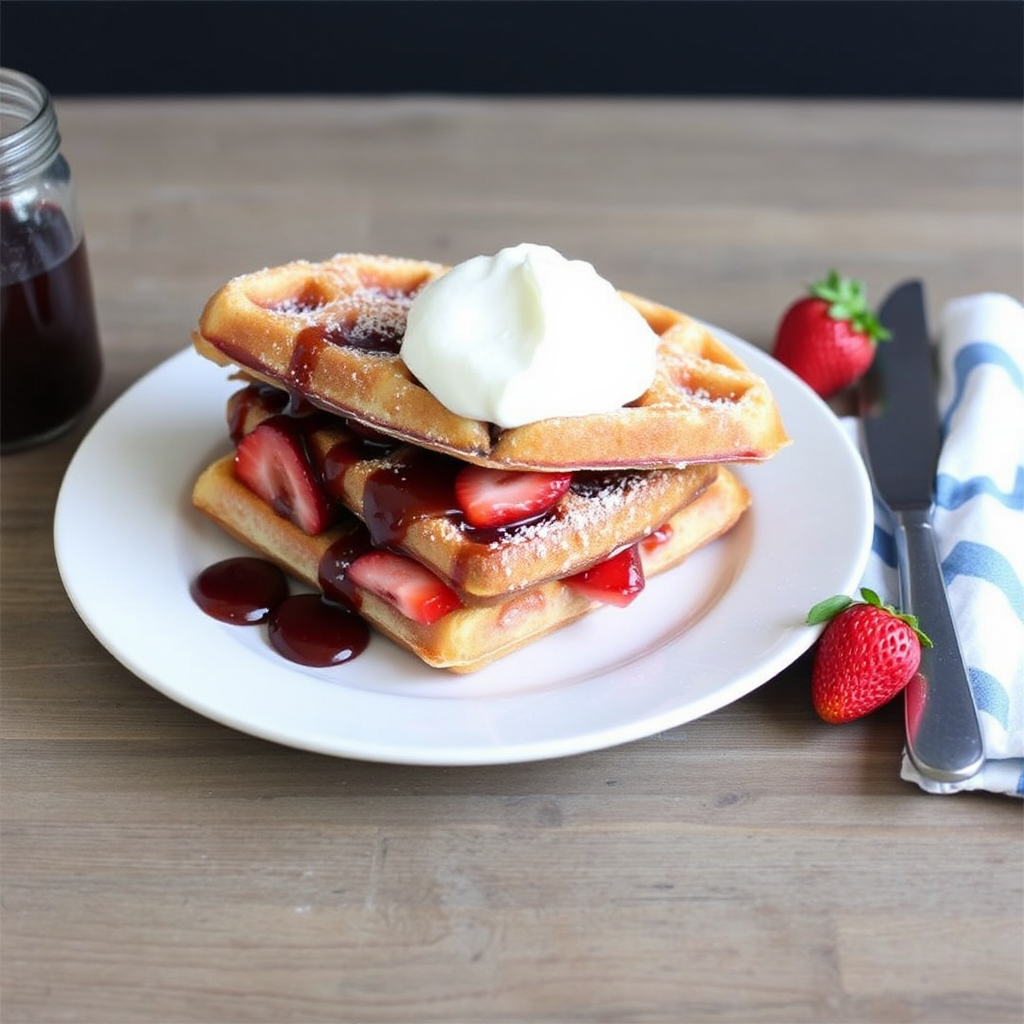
[{"xmin": 846, "ymin": 292, "xmax": 1024, "ymax": 796}]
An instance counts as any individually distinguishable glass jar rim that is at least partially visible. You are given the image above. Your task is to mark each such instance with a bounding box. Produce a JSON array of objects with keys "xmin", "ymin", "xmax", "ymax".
[{"xmin": 0, "ymin": 68, "xmax": 61, "ymax": 187}]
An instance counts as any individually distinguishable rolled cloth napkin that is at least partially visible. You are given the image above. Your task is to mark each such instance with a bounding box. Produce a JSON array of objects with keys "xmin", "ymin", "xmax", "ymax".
[{"xmin": 846, "ymin": 292, "xmax": 1024, "ymax": 796}]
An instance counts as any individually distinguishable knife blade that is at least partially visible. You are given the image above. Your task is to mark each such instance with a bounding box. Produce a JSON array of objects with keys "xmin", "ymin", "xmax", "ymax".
[{"xmin": 860, "ymin": 279, "xmax": 984, "ymax": 783}]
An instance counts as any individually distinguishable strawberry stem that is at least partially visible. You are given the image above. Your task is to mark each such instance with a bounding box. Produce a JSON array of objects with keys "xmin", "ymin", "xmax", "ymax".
[{"xmin": 809, "ymin": 270, "xmax": 891, "ymax": 345}]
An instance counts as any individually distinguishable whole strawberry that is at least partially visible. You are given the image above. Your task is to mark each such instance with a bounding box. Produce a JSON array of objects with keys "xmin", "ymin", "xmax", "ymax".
[
  {"xmin": 807, "ymin": 588, "xmax": 931, "ymax": 724},
  {"xmin": 773, "ymin": 270, "xmax": 890, "ymax": 397}
]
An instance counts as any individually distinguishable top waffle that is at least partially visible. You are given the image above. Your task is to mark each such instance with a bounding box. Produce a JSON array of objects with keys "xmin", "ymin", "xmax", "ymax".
[{"xmin": 192, "ymin": 253, "xmax": 790, "ymax": 471}]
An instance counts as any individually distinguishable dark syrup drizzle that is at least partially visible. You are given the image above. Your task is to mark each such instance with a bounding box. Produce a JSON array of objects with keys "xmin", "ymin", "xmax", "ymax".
[
  {"xmin": 317, "ymin": 527, "xmax": 374, "ymax": 608},
  {"xmin": 288, "ymin": 307, "xmax": 404, "ymax": 390},
  {"xmin": 361, "ymin": 455, "xmax": 463, "ymax": 548}
]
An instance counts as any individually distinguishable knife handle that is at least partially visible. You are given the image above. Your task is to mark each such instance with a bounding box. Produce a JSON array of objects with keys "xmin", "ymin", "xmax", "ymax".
[{"xmin": 893, "ymin": 508, "xmax": 985, "ymax": 782}]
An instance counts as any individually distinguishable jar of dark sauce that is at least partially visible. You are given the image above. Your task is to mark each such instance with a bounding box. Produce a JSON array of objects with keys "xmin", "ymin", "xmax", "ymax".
[{"xmin": 1, "ymin": 68, "xmax": 102, "ymax": 452}]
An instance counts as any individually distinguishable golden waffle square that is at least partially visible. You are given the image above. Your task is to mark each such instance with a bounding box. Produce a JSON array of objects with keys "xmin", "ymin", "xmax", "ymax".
[{"xmin": 192, "ymin": 253, "xmax": 790, "ymax": 471}]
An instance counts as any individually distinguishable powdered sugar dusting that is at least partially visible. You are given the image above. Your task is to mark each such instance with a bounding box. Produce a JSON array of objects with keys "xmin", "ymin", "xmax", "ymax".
[
  {"xmin": 270, "ymin": 287, "xmax": 412, "ymax": 345},
  {"xmin": 345, "ymin": 292, "xmax": 411, "ymax": 351}
]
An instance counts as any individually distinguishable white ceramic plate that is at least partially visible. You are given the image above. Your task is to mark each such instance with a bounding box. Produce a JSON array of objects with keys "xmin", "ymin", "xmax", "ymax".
[{"xmin": 55, "ymin": 332, "xmax": 872, "ymax": 765}]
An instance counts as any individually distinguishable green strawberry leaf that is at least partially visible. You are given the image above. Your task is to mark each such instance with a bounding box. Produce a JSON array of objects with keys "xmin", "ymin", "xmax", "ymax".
[
  {"xmin": 896, "ymin": 612, "xmax": 933, "ymax": 648},
  {"xmin": 855, "ymin": 587, "xmax": 932, "ymax": 645},
  {"xmin": 806, "ymin": 593, "xmax": 854, "ymax": 625},
  {"xmin": 805, "ymin": 586, "xmax": 932, "ymax": 646},
  {"xmin": 850, "ymin": 309, "xmax": 891, "ymax": 344},
  {"xmin": 809, "ymin": 270, "xmax": 891, "ymax": 345}
]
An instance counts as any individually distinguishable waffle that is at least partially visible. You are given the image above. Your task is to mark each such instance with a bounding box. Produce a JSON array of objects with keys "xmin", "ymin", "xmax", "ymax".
[
  {"xmin": 192, "ymin": 454, "xmax": 750, "ymax": 672},
  {"xmin": 225, "ymin": 385, "xmax": 720, "ymax": 600},
  {"xmin": 192, "ymin": 253, "xmax": 790, "ymax": 471}
]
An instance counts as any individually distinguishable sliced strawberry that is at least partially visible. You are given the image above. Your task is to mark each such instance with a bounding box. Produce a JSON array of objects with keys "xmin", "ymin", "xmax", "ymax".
[
  {"xmin": 234, "ymin": 416, "xmax": 333, "ymax": 535},
  {"xmin": 347, "ymin": 549, "xmax": 462, "ymax": 625},
  {"xmin": 641, "ymin": 521, "xmax": 674, "ymax": 554},
  {"xmin": 454, "ymin": 465, "xmax": 572, "ymax": 529},
  {"xmin": 565, "ymin": 545, "xmax": 645, "ymax": 607}
]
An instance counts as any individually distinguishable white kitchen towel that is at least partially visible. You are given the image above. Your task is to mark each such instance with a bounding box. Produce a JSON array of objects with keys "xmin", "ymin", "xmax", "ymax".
[{"xmin": 846, "ymin": 292, "xmax": 1024, "ymax": 796}]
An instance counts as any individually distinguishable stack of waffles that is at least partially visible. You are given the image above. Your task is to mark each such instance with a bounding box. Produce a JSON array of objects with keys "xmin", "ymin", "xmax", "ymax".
[{"xmin": 191, "ymin": 253, "xmax": 789, "ymax": 672}]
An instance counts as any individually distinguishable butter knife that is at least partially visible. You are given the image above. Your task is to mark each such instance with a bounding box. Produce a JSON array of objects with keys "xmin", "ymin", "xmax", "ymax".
[{"xmin": 859, "ymin": 280, "xmax": 984, "ymax": 782}]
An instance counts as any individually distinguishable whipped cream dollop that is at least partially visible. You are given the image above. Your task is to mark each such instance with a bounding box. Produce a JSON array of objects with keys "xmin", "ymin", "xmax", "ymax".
[{"xmin": 400, "ymin": 243, "xmax": 659, "ymax": 428}]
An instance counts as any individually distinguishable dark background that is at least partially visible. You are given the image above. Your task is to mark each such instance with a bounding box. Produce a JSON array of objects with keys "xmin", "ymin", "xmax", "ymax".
[{"xmin": 2, "ymin": 0, "xmax": 1021, "ymax": 99}]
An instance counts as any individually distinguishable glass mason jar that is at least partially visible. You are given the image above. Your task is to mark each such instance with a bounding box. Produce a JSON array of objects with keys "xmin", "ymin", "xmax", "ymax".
[{"xmin": 1, "ymin": 67, "xmax": 102, "ymax": 452}]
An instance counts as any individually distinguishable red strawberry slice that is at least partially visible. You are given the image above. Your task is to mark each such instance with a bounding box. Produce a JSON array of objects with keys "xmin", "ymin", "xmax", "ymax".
[
  {"xmin": 347, "ymin": 549, "xmax": 462, "ymax": 624},
  {"xmin": 641, "ymin": 521, "xmax": 674, "ymax": 554},
  {"xmin": 234, "ymin": 416, "xmax": 333, "ymax": 536},
  {"xmin": 455, "ymin": 465, "xmax": 572, "ymax": 529},
  {"xmin": 565, "ymin": 545, "xmax": 645, "ymax": 607}
]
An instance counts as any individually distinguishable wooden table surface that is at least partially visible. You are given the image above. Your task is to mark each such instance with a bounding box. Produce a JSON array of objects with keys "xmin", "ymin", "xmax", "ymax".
[{"xmin": 2, "ymin": 98, "xmax": 1022, "ymax": 1024}]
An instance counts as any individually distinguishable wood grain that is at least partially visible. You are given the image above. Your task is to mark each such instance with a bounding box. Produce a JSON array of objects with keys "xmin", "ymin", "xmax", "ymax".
[{"xmin": 2, "ymin": 98, "xmax": 1021, "ymax": 1024}]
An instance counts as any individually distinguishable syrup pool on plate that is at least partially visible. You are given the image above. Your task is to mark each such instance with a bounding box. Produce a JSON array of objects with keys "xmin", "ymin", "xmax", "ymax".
[
  {"xmin": 190, "ymin": 556, "xmax": 290, "ymax": 625},
  {"xmin": 192, "ymin": 556, "xmax": 370, "ymax": 668}
]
